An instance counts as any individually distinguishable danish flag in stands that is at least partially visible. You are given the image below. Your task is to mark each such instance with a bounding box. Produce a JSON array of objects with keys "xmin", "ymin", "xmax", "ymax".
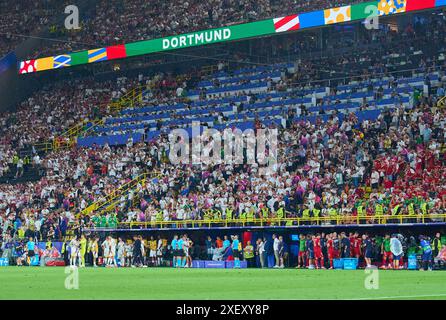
[
  {"xmin": 19, "ymin": 60, "xmax": 37, "ymax": 74},
  {"xmin": 273, "ymin": 15, "xmax": 300, "ymax": 33}
]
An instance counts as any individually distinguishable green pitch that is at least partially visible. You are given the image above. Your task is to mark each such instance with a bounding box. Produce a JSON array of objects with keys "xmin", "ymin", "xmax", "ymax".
[{"xmin": 1, "ymin": 267, "xmax": 446, "ymax": 300}]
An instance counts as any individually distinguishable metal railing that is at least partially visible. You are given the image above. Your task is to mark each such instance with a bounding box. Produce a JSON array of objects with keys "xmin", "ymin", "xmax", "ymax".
[
  {"xmin": 86, "ymin": 213, "xmax": 446, "ymax": 230},
  {"xmin": 80, "ymin": 170, "xmax": 161, "ymax": 216}
]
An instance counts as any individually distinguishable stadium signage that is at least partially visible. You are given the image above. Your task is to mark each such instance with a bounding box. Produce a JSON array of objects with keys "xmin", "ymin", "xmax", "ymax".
[
  {"xmin": 162, "ymin": 28, "xmax": 231, "ymax": 50},
  {"xmin": 18, "ymin": 0, "xmax": 445, "ymax": 74}
]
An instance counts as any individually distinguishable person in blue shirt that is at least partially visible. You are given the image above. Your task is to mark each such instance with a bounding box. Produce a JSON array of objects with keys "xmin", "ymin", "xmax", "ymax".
[
  {"xmin": 222, "ymin": 235, "xmax": 231, "ymax": 258},
  {"xmin": 171, "ymin": 235, "xmax": 178, "ymax": 268},
  {"xmin": 420, "ymin": 236, "xmax": 432, "ymax": 271},
  {"xmin": 223, "ymin": 235, "xmax": 231, "ymax": 250},
  {"xmin": 177, "ymin": 235, "xmax": 185, "ymax": 267},
  {"xmin": 362, "ymin": 234, "xmax": 373, "ymax": 268},
  {"xmin": 231, "ymin": 235, "xmax": 240, "ymax": 268},
  {"xmin": 306, "ymin": 235, "xmax": 314, "ymax": 269}
]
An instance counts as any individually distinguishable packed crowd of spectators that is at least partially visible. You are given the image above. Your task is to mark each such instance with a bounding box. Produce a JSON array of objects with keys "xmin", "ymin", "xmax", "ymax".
[
  {"xmin": 0, "ymin": 16, "xmax": 446, "ymax": 246},
  {"xmin": 2, "ymin": 0, "xmax": 378, "ymax": 59},
  {"xmin": 0, "ymin": 0, "xmax": 64, "ymax": 57}
]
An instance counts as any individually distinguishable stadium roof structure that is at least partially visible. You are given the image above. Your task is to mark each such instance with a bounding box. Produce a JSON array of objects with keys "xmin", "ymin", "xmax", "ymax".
[{"xmin": 18, "ymin": 0, "xmax": 445, "ymax": 75}]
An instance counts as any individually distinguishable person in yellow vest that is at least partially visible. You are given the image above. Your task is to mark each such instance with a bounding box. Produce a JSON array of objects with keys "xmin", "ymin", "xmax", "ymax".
[
  {"xmin": 420, "ymin": 201, "xmax": 429, "ymax": 215},
  {"xmin": 328, "ymin": 206, "xmax": 338, "ymax": 224},
  {"xmin": 302, "ymin": 205, "xmax": 310, "ymax": 225},
  {"xmin": 246, "ymin": 208, "xmax": 254, "ymax": 224},
  {"xmin": 261, "ymin": 205, "xmax": 269, "ymax": 219},
  {"xmin": 277, "ymin": 207, "xmax": 285, "ymax": 219},
  {"xmin": 79, "ymin": 234, "xmax": 87, "ymax": 267},
  {"xmin": 391, "ymin": 204, "xmax": 401, "ymax": 215},
  {"xmin": 407, "ymin": 202, "xmax": 416, "ymax": 216},
  {"xmin": 225, "ymin": 208, "xmax": 233, "ymax": 221},
  {"xmin": 375, "ymin": 202, "xmax": 384, "ymax": 216},
  {"xmin": 312, "ymin": 207, "xmax": 321, "ymax": 224},
  {"xmin": 432, "ymin": 233, "xmax": 442, "ymax": 258},
  {"xmin": 243, "ymin": 240, "xmax": 255, "ymax": 268},
  {"xmin": 239, "ymin": 210, "xmax": 246, "ymax": 221}
]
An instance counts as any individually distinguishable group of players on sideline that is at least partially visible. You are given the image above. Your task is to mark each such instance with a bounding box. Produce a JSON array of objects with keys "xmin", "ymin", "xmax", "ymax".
[{"xmin": 2, "ymin": 231, "xmax": 443, "ymax": 271}]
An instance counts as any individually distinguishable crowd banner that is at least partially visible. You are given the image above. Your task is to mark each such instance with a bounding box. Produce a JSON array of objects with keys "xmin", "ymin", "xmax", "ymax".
[{"xmin": 18, "ymin": 0, "xmax": 445, "ymax": 74}]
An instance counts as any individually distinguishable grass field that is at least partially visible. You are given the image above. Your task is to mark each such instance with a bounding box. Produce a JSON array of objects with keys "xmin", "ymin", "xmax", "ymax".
[{"xmin": 1, "ymin": 267, "xmax": 446, "ymax": 300}]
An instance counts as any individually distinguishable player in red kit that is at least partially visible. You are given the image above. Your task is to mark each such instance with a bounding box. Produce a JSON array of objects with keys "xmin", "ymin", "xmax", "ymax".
[
  {"xmin": 351, "ymin": 232, "xmax": 362, "ymax": 259},
  {"xmin": 327, "ymin": 233, "xmax": 335, "ymax": 269},
  {"xmin": 313, "ymin": 234, "xmax": 325, "ymax": 269}
]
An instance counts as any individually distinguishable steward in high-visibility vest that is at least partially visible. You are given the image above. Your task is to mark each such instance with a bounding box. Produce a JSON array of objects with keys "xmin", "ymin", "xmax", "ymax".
[
  {"xmin": 420, "ymin": 202, "xmax": 428, "ymax": 215},
  {"xmin": 407, "ymin": 203, "xmax": 416, "ymax": 216},
  {"xmin": 432, "ymin": 236, "xmax": 442, "ymax": 255},
  {"xmin": 246, "ymin": 210, "xmax": 254, "ymax": 222},
  {"xmin": 226, "ymin": 208, "xmax": 233, "ymax": 220},
  {"xmin": 239, "ymin": 211, "xmax": 246, "ymax": 220},
  {"xmin": 302, "ymin": 208, "xmax": 310, "ymax": 219},
  {"xmin": 313, "ymin": 208, "xmax": 321, "ymax": 218},
  {"xmin": 328, "ymin": 207, "xmax": 337, "ymax": 218},
  {"xmin": 204, "ymin": 209, "xmax": 212, "ymax": 220},
  {"xmin": 277, "ymin": 207, "xmax": 285, "ymax": 219},
  {"xmin": 214, "ymin": 210, "xmax": 222, "ymax": 220},
  {"xmin": 23, "ymin": 156, "xmax": 31, "ymax": 165},
  {"xmin": 375, "ymin": 203, "xmax": 383, "ymax": 216},
  {"xmin": 261, "ymin": 206, "xmax": 269, "ymax": 218},
  {"xmin": 156, "ymin": 211, "xmax": 163, "ymax": 221},
  {"xmin": 391, "ymin": 205, "xmax": 401, "ymax": 215},
  {"xmin": 357, "ymin": 205, "xmax": 365, "ymax": 217}
]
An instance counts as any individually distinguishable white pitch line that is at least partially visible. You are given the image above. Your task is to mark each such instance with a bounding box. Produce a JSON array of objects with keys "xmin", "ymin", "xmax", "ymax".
[{"xmin": 350, "ymin": 293, "xmax": 446, "ymax": 300}]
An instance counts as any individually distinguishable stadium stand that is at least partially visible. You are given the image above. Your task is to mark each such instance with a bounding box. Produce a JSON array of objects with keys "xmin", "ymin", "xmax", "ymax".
[
  {"xmin": 2, "ymin": 0, "xmax": 374, "ymax": 60},
  {"xmin": 0, "ymin": 7, "xmax": 445, "ymax": 250}
]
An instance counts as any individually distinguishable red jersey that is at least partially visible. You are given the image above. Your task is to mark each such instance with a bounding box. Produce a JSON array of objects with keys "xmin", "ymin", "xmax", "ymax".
[{"xmin": 314, "ymin": 238, "xmax": 321, "ymax": 250}]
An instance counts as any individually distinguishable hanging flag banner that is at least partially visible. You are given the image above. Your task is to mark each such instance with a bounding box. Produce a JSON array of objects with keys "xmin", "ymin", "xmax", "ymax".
[{"xmin": 18, "ymin": 0, "xmax": 443, "ymax": 74}]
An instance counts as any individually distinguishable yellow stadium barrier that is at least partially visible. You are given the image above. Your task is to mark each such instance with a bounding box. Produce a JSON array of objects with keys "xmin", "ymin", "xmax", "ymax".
[{"xmin": 85, "ymin": 213, "xmax": 446, "ymax": 230}]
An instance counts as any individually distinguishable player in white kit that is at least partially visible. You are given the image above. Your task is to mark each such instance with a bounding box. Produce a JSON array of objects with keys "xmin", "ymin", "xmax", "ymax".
[
  {"xmin": 69, "ymin": 236, "xmax": 80, "ymax": 267},
  {"xmin": 117, "ymin": 238, "xmax": 125, "ymax": 267},
  {"xmin": 109, "ymin": 237, "xmax": 117, "ymax": 267},
  {"xmin": 101, "ymin": 236, "xmax": 110, "ymax": 267}
]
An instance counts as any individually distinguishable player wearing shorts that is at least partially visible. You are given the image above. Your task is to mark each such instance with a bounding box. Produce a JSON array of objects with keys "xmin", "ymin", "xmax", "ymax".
[
  {"xmin": 351, "ymin": 232, "xmax": 362, "ymax": 259},
  {"xmin": 171, "ymin": 235, "xmax": 179, "ymax": 268},
  {"xmin": 420, "ymin": 236, "xmax": 433, "ymax": 271},
  {"xmin": 102, "ymin": 236, "xmax": 110, "ymax": 267},
  {"xmin": 149, "ymin": 236, "xmax": 157, "ymax": 266},
  {"xmin": 156, "ymin": 235, "xmax": 163, "ymax": 266},
  {"xmin": 313, "ymin": 234, "xmax": 325, "ymax": 269},
  {"xmin": 117, "ymin": 238, "xmax": 125, "ymax": 267},
  {"xmin": 231, "ymin": 235, "xmax": 240, "ymax": 268},
  {"xmin": 296, "ymin": 234, "xmax": 306, "ymax": 268},
  {"xmin": 90, "ymin": 237, "xmax": 99, "ymax": 267},
  {"xmin": 26, "ymin": 237, "xmax": 35, "ymax": 266},
  {"xmin": 124, "ymin": 241, "xmax": 133, "ymax": 267},
  {"xmin": 182, "ymin": 235, "xmax": 191, "ymax": 268},
  {"xmin": 177, "ymin": 235, "xmax": 185, "ymax": 268},
  {"xmin": 109, "ymin": 236, "xmax": 117, "ymax": 267},
  {"xmin": 381, "ymin": 234, "xmax": 393, "ymax": 269},
  {"xmin": 69, "ymin": 236, "xmax": 79, "ymax": 267},
  {"xmin": 79, "ymin": 235, "xmax": 87, "ymax": 267}
]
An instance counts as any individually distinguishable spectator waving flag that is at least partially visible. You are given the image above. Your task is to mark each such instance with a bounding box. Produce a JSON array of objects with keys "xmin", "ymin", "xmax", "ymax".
[{"xmin": 273, "ymin": 15, "xmax": 300, "ymax": 33}]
